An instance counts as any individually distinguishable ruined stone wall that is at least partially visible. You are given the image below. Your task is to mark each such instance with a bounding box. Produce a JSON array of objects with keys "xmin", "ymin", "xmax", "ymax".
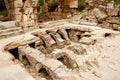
[
  {"xmin": 40, "ymin": 0, "xmax": 120, "ymax": 31},
  {"xmin": 91, "ymin": 0, "xmax": 120, "ymax": 30},
  {"xmin": 4, "ymin": 0, "xmax": 39, "ymax": 31},
  {"xmin": 40, "ymin": 0, "xmax": 79, "ymax": 20}
]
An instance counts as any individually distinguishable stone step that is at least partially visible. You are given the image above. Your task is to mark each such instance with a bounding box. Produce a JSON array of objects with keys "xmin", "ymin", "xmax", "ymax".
[
  {"xmin": 0, "ymin": 27, "xmax": 22, "ymax": 34},
  {"xmin": 0, "ymin": 21, "xmax": 21, "ymax": 30},
  {"xmin": 0, "ymin": 29, "xmax": 23, "ymax": 39}
]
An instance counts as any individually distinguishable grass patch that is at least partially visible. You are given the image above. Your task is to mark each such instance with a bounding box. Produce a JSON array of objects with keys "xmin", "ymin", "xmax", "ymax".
[
  {"xmin": 114, "ymin": 0, "xmax": 120, "ymax": 4},
  {"xmin": 19, "ymin": 8, "xmax": 25, "ymax": 13},
  {"xmin": 78, "ymin": 0, "xmax": 86, "ymax": 11},
  {"xmin": 82, "ymin": 13, "xmax": 90, "ymax": 18},
  {"xmin": 38, "ymin": 0, "xmax": 44, "ymax": 6}
]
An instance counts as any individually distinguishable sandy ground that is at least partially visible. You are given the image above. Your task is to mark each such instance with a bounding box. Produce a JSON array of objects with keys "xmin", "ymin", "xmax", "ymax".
[{"xmin": 80, "ymin": 34, "xmax": 120, "ymax": 80}]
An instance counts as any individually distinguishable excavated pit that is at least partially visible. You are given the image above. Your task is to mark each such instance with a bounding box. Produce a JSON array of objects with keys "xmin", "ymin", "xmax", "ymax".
[
  {"xmin": 57, "ymin": 55, "xmax": 73, "ymax": 69},
  {"xmin": 4, "ymin": 25, "xmax": 120, "ymax": 80},
  {"xmin": 8, "ymin": 48, "xmax": 19, "ymax": 59},
  {"xmin": 38, "ymin": 68, "xmax": 53, "ymax": 80},
  {"xmin": 5, "ymin": 27, "xmax": 99, "ymax": 80}
]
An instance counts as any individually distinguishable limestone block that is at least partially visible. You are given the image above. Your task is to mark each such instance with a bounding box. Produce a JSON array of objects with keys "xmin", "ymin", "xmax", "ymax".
[
  {"xmin": 93, "ymin": 8, "xmax": 107, "ymax": 20},
  {"xmin": 69, "ymin": 0, "xmax": 78, "ymax": 8},
  {"xmin": 9, "ymin": 2, "xmax": 14, "ymax": 9},
  {"xmin": 14, "ymin": 0, "xmax": 23, "ymax": 8},
  {"xmin": 107, "ymin": 3, "xmax": 114, "ymax": 9},
  {"xmin": 38, "ymin": 45, "xmax": 47, "ymax": 54},
  {"xmin": 24, "ymin": 8, "xmax": 33, "ymax": 14},
  {"xmin": 101, "ymin": 21, "xmax": 111, "ymax": 28},
  {"xmin": 68, "ymin": 45, "xmax": 86, "ymax": 55},
  {"xmin": 14, "ymin": 8, "xmax": 22, "ymax": 15},
  {"xmin": 26, "ymin": 54, "xmax": 38, "ymax": 67},
  {"xmin": 58, "ymin": 29, "xmax": 69, "ymax": 40},
  {"xmin": 24, "ymin": 0, "xmax": 32, "ymax": 8},
  {"xmin": 35, "ymin": 63, "xmax": 42, "ymax": 72},
  {"xmin": 14, "ymin": 14, "xmax": 22, "ymax": 20},
  {"xmin": 106, "ymin": 17, "xmax": 120, "ymax": 24},
  {"xmin": 107, "ymin": 8, "xmax": 119, "ymax": 16},
  {"xmin": 113, "ymin": 24, "xmax": 120, "ymax": 30},
  {"xmin": 0, "ymin": 21, "xmax": 21, "ymax": 28},
  {"xmin": 31, "ymin": 14, "xmax": 35, "ymax": 19},
  {"xmin": 23, "ymin": 15, "xmax": 28, "ymax": 22},
  {"xmin": 18, "ymin": 46, "xmax": 31, "ymax": 62},
  {"xmin": 79, "ymin": 22, "xmax": 97, "ymax": 26},
  {"xmin": 34, "ymin": 40, "xmax": 43, "ymax": 48},
  {"xmin": 50, "ymin": 33, "xmax": 67, "ymax": 48},
  {"xmin": 40, "ymin": 34, "xmax": 56, "ymax": 47},
  {"xmin": 79, "ymin": 37, "xmax": 95, "ymax": 45},
  {"xmin": 32, "ymin": 0, "xmax": 38, "ymax": 7}
]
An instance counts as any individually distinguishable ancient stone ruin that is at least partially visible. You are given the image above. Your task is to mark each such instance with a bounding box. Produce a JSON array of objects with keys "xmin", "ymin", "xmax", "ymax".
[
  {"xmin": 0, "ymin": 22, "xmax": 119, "ymax": 80},
  {"xmin": 0, "ymin": 0, "xmax": 120, "ymax": 80},
  {"xmin": 4, "ymin": 0, "xmax": 38, "ymax": 31}
]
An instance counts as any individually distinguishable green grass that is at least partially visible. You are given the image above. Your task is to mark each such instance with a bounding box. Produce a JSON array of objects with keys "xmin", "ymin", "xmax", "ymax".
[
  {"xmin": 82, "ymin": 13, "xmax": 90, "ymax": 18},
  {"xmin": 38, "ymin": 0, "xmax": 44, "ymax": 6},
  {"xmin": 19, "ymin": 8, "xmax": 25, "ymax": 13},
  {"xmin": 78, "ymin": 1, "xmax": 86, "ymax": 11},
  {"xmin": 114, "ymin": 0, "xmax": 120, "ymax": 4}
]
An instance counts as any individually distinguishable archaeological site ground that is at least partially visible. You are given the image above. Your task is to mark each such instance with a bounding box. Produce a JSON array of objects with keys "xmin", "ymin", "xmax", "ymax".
[{"xmin": 0, "ymin": 0, "xmax": 120, "ymax": 80}]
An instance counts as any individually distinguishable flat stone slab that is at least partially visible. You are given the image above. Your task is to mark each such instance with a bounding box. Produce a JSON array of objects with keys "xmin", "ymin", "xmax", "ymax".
[{"xmin": 0, "ymin": 64, "xmax": 35, "ymax": 80}]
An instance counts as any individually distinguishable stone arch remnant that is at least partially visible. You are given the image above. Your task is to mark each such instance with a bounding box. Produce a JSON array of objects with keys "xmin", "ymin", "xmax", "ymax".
[{"xmin": 4, "ymin": 0, "xmax": 39, "ymax": 31}]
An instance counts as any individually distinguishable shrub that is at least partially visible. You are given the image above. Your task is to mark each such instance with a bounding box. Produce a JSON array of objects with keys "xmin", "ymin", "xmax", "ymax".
[
  {"xmin": 38, "ymin": 0, "xmax": 44, "ymax": 6},
  {"xmin": 78, "ymin": 0, "xmax": 86, "ymax": 11},
  {"xmin": 47, "ymin": 0, "xmax": 58, "ymax": 12},
  {"xmin": 114, "ymin": 0, "xmax": 120, "ymax": 4},
  {"xmin": 19, "ymin": 8, "xmax": 25, "ymax": 13}
]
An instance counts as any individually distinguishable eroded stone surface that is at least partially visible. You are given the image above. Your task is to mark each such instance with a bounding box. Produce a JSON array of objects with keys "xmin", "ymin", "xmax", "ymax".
[{"xmin": 0, "ymin": 23, "xmax": 120, "ymax": 80}]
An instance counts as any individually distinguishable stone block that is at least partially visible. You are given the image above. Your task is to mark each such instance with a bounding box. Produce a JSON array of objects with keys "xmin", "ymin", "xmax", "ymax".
[
  {"xmin": 106, "ymin": 17, "xmax": 120, "ymax": 24},
  {"xmin": 79, "ymin": 37, "xmax": 95, "ymax": 45},
  {"xmin": 35, "ymin": 63, "xmax": 42, "ymax": 72},
  {"xmin": 93, "ymin": 8, "xmax": 107, "ymax": 20},
  {"xmin": 58, "ymin": 29, "xmax": 69, "ymax": 40},
  {"xmin": 14, "ymin": 0, "xmax": 23, "ymax": 8},
  {"xmin": 107, "ymin": 8, "xmax": 119, "ymax": 16},
  {"xmin": 113, "ymin": 24, "xmax": 120, "ymax": 30},
  {"xmin": 68, "ymin": 45, "xmax": 86, "ymax": 55}
]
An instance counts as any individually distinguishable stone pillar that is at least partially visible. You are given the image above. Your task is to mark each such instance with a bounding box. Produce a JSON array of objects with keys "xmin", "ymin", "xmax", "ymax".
[{"xmin": 4, "ymin": 0, "xmax": 39, "ymax": 31}]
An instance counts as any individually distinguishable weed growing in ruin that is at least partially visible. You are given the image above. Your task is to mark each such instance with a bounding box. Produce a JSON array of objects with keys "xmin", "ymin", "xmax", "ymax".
[
  {"xmin": 19, "ymin": 8, "xmax": 25, "ymax": 13},
  {"xmin": 48, "ymin": 0, "xmax": 58, "ymax": 12},
  {"xmin": 78, "ymin": 0, "xmax": 86, "ymax": 11}
]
